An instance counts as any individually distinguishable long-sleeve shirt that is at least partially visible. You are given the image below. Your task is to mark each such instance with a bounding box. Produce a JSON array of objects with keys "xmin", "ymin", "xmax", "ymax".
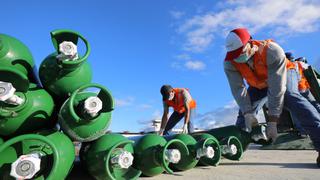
[{"xmin": 224, "ymin": 42, "xmax": 287, "ymax": 117}]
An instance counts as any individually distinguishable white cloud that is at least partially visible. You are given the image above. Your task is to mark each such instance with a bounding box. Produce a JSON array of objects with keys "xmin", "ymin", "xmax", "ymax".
[
  {"xmin": 193, "ymin": 100, "xmax": 265, "ymax": 130},
  {"xmin": 138, "ymin": 100, "xmax": 267, "ymax": 132},
  {"xmin": 185, "ymin": 60, "xmax": 206, "ymax": 70},
  {"xmin": 175, "ymin": 53, "xmax": 191, "ymax": 60},
  {"xmin": 152, "ymin": 110, "xmax": 162, "ymax": 119},
  {"xmin": 172, "ymin": 54, "xmax": 207, "ymax": 71},
  {"xmin": 194, "ymin": 101, "xmax": 239, "ymax": 129},
  {"xmin": 170, "ymin": 10, "xmax": 185, "ymax": 19},
  {"xmin": 171, "ymin": 61, "xmax": 183, "ymax": 70},
  {"xmin": 137, "ymin": 110, "xmax": 162, "ymax": 125},
  {"xmin": 177, "ymin": 0, "xmax": 320, "ymax": 52},
  {"xmin": 137, "ymin": 109, "xmax": 163, "ymax": 132},
  {"xmin": 115, "ymin": 97, "xmax": 135, "ymax": 107}
]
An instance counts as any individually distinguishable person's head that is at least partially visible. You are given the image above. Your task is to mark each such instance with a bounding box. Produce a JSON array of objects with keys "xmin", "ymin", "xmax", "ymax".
[
  {"xmin": 285, "ymin": 52, "xmax": 295, "ymax": 62},
  {"xmin": 225, "ymin": 28, "xmax": 257, "ymax": 63},
  {"xmin": 295, "ymin": 57, "xmax": 308, "ymax": 64},
  {"xmin": 160, "ymin": 85, "xmax": 174, "ymax": 101}
]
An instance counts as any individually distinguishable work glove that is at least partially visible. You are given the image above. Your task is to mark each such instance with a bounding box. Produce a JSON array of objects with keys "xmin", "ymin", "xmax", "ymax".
[
  {"xmin": 244, "ymin": 113, "xmax": 259, "ymax": 133},
  {"xmin": 158, "ymin": 128, "xmax": 164, "ymax": 136},
  {"xmin": 182, "ymin": 124, "xmax": 188, "ymax": 134},
  {"xmin": 266, "ymin": 122, "xmax": 278, "ymax": 142}
]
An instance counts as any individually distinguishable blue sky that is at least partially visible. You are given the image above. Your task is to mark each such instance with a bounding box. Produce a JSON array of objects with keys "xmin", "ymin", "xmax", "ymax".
[{"xmin": 2, "ymin": 0, "xmax": 320, "ymax": 132}]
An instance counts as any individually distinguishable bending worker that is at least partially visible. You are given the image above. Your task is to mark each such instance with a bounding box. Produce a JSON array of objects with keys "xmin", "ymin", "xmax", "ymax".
[
  {"xmin": 294, "ymin": 56, "xmax": 320, "ymax": 113},
  {"xmin": 159, "ymin": 85, "xmax": 196, "ymax": 136},
  {"xmin": 224, "ymin": 28, "xmax": 320, "ymax": 167}
]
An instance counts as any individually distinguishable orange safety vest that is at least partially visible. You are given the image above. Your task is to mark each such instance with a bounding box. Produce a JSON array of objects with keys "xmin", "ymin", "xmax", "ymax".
[
  {"xmin": 165, "ymin": 88, "xmax": 196, "ymax": 113},
  {"xmin": 231, "ymin": 39, "xmax": 296, "ymax": 89},
  {"xmin": 296, "ymin": 61, "xmax": 310, "ymax": 92}
]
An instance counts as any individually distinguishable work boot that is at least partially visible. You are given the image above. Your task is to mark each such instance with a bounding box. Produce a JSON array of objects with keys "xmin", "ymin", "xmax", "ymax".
[{"xmin": 317, "ymin": 152, "xmax": 320, "ymax": 168}]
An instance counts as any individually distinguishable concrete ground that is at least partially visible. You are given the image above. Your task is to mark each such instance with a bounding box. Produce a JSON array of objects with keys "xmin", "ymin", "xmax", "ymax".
[{"xmin": 68, "ymin": 148, "xmax": 320, "ymax": 180}]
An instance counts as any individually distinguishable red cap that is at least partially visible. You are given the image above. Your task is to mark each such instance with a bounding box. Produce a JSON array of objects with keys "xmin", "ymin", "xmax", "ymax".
[{"xmin": 224, "ymin": 28, "xmax": 251, "ymax": 61}]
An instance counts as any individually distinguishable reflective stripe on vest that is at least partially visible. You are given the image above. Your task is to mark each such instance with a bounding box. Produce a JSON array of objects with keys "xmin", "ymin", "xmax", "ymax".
[
  {"xmin": 231, "ymin": 39, "xmax": 296, "ymax": 89},
  {"xmin": 165, "ymin": 88, "xmax": 196, "ymax": 113},
  {"xmin": 297, "ymin": 61, "xmax": 310, "ymax": 92}
]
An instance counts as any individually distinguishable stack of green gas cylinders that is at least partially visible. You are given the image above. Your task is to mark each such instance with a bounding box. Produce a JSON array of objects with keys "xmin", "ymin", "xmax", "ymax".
[{"xmin": 0, "ymin": 29, "xmax": 268, "ymax": 180}]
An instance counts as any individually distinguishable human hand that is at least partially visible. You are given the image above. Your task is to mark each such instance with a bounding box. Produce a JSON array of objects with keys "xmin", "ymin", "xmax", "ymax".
[
  {"xmin": 182, "ymin": 124, "xmax": 188, "ymax": 134},
  {"xmin": 158, "ymin": 128, "xmax": 164, "ymax": 136},
  {"xmin": 266, "ymin": 122, "xmax": 278, "ymax": 142},
  {"xmin": 244, "ymin": 113, "xmax": 258, "ymax": 132}
]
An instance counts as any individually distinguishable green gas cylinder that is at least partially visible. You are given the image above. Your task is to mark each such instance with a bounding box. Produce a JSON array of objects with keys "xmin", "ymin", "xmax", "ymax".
[
  {"xmin": 58, "ymin": 83, "xmax": 114, "ymax": 142},
  {"xmin": 165, "ymin": 134, "xmax": 198, "ymax": 171},
  {"xmin": 166, "ymin": 134, "xmax": 220, "ymax": 171},
  {"xmin": 192, "ymin": 133, "xmax": 221, "ymax": 166},
  {"xmin": 0, "ymin": 82, "xmax": 55, "ymax": 137},
  {"xmin": 39, "ymin": 29, "xmax": 92, "ymax": 100},
  {"xmin": 0, "ymin": 130, "xmax": 75, "ymax": 180},
  {"xmin": 132, "ymin": 134, "xmax": 189, "ymax": 177},
  {"xmin": 0, "ymin": 34, "xmax": 36, "ymax": 92},
  {"xmin": 81, "ymin": 134, "xmax": 141, "ymax": 180},
  {"xmin": 206, "ymin": 125, "xmax": 268, "ymax": 151},
  {"xmin": 207, "ymin": 125, "xmax": 251, "ymax": 150},
  {"xmin": 218, "ymin": 136, "xmax": 243, "ymax": 160}
]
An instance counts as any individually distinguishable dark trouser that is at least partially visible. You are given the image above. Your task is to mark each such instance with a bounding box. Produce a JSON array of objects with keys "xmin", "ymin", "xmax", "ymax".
[{"xmin": 163, "ymin": 111, "xmax": 194, "ymax": 135}]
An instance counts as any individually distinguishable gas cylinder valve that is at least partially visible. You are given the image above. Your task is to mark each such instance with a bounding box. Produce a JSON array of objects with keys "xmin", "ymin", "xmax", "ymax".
[
  {"xmin": 221, "ymin": 144, "xmax": 237, "ymax": 155},
  {"xmin": 165, "ymin": 149, "xmax": 181, "ymax": 164},
  {"xmin": 83, "ymin": 96, "xmax": 103, "ymax": 117},
  {"xmin": 196, "ymin": 146, "xmax": 215, "ymax": 159},
  {"xmin": 0, "ymin": 81, "xmax": 24, "ymax": 105},
  {"xmin": 10, "ymin": 153, "xmax": 41, "ymax": 179},
  {"xmin": 110, "ymin": 150, "xmax": 134, "ymax": 169},
  {"xmin": 56, "ymin": 41, "xmax": 78, "ymax": 61}
]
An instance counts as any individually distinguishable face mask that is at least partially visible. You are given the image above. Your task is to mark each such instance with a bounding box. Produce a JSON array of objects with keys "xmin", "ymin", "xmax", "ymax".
[
  {"xmin": 234, "ymin": 44, "xmax": 258, "ymax": 63},
  {"xmin": 234, "ymin": 53, "xmax": 250, "ymax": 63},
  {"xmin": 168, "ymin": 91, "xmax": 174, "ymax": 101}
]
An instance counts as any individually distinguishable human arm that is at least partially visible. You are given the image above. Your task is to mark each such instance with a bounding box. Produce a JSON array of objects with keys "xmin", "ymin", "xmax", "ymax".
[
  {"xmin": 224, "ymin": 61, "xmax": 253, "ymax": 114},
  {"xmin": 265, "ymin": 42, "xmax": 287, "ymax": 141},
  {"xmin": 224, "ymin": 60, "xmax": 259, "ymax": 132},
  {"xmin": 182, "ymin": 89, "xmax": 192, "ymax": 133},
  {"xmin": 182, "ymin": 89, "xmax": 192, "ymax": 125},
  {"xmin": 159, "ymin": 102, "xmax": 169, "ymax": 135},
  {"xmin": 266, "ymin": 42, "xmax": 287, "ymax": 118}
]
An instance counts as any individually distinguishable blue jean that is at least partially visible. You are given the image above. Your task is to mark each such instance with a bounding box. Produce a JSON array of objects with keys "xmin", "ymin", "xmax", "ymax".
[
  {"xmin": 284, "ymin": 86, "xmax": 320, "ymax": 151},
  {"xmin": 300, "ymin": 90, "xmax": 320, "ymax": 113},
  {"xmin": 163, "ymin": 110, "xmax": 195, "ymax": 135},
  {"xmin": 288, "ymin": 68, "xmax": 320, "ymax": 135},
  {"xmin": 235, "ymin": 86, "xmax": 268, "ymax": 129},
  {"xmin": 236, "ymin": 69, "xmax": 320, "ymax": 151},
  {"xmin": 287, "ymin": 68, "xmax": 307, "ymax": 134}
]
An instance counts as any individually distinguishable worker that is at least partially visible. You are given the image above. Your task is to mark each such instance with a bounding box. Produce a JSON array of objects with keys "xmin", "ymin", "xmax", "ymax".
[
  {"xmin": 295, "ymin": 57, "xmax": 320, "ymax": 113},
  {"xmin": 291, "ymin": 54, "xmax": 320, "ymax": 135},
  {"xmin": 284, "ymin": 53, "xmax": 320, "ymax": 112},
  {"xmin": 284, "ymin": 53, "xmax": 312, "ymax": 135},
  {"xmin": 224, "ymin": 28, "xmax": 320, "ymax": 167},
  {"xmin": 159, "ymin": 85, "xmax": 196, "ymax": 136},
  {"xmin": 285, "ymin": 52, "xmax": 295, "ymax": 61}
]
